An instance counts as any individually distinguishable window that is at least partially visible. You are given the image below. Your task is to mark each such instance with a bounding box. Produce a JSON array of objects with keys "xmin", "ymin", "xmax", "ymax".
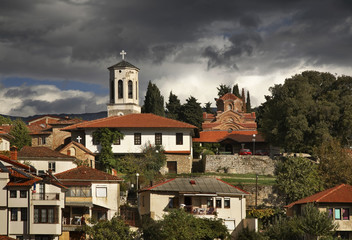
[
  {"xmin": 176, "ymin": 133, "xmax": 183, "ymax": 145},
  {"xmin": 38, "ymin": 136, "xmax": 46, "ymax": 145},
  {"xmin": 11, "ymin": 208, "xmax": 18, "ymax": 221},
  {"xmin": 20, "ymin": 190, "xmax": 27, "ymax": 198},
  {"xmin": 92, "ymin": 136, "xmax": 100, "ymax": 145},
  {"xmin": 328, "ymin": 208, "xmax": 333, "ymax": 218},
  {"xmin": 118, "ymin": 80, "xmax": 123, "ymax": 98},
  {"xmin": 113, "ymin": 137, "xmax": 121, "ymax": 145},
  {"xmin": 67, "ymin": 186, "xmax": 92, "ymax": 197},
  {"xmin": 10, "ymin": 190, "xmax": 17, "ymax": 198},
  {"xmin": 21, "ymin": 208, "xmax": 27, "ymax": 221},
  {"xmin": 216, "ymin": 198, "xmax": 222, "ymax": 208},
  {"xmin": 134, "ymin": 133, "xmax": 141, "ymax": 145},
  {"xmin": 110, "ymin": 79, "xmax": 114, "ymax": 102},
  {"xmin": 48, "ymin": 162, "xmax": 56, "ymax": 172},
  {"xmin": 34, "ymin": 206, "xmax": 58, "ymax": 223},
  {"xmin": 343, "ymin": 208, "xmax": 349, "ymax": 220},
  {"xmin": 155, "ymin": 133, "xmax": 162, "ymax": 145},
  {"xmin": 168, "ymin": 197, "xmax": 179, "ymax": 209},
  {"xmin": 207, "ymin": 198, "xmax": 213, "ymax": 208},
  {"xmin": 96, "ymin": 186, "xmax": 107, "ymax": 197},
  {"xmin": 128, "ymin": 80, "xmax": 133, "ymax": 99},
  {"xmin": 224, "ymin": 198, "xmax": 231, "ymax": 208},
  {"xmin": 335, "ymin": 208, "xmax": 341, "ymax": 220},
  {"xmin": 136, "ymin": 82, "xmax": 138, "ymax": 100}
]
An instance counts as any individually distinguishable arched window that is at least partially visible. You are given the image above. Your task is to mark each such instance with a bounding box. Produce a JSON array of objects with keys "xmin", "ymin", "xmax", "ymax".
[
  {"xmin": 118, "ymin": 80, "xmax": 123, "ymax": 99},
  {"xmin": 110, "ymin": 79, "xmax": 114, "ymax": 103},
  {"xmin": 135, "ymin": 81, "xmax": 138, "ymax": 100},
  {"xmin": 128, "ymin": 80, "xmax": 133, "ymax": 99}
]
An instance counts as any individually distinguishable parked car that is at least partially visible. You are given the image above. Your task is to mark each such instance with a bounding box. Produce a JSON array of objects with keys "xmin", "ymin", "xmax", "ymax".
[
  {"xmin": 239, "ymin": 149, "xmax": 252, "ymax": 155},
  {"xmin": 255, "ymin": 150, "xmax": 269, "ymax": 156}
]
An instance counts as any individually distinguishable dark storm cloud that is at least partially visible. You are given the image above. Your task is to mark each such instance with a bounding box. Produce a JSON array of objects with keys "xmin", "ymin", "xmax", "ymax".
[
  {"xmin": 4, "ymin": 88, "xmax": 37, "ymax": 98},
  {"xmin": 10, "ymin": 97, "xmax": 104, "ymax": 116}
]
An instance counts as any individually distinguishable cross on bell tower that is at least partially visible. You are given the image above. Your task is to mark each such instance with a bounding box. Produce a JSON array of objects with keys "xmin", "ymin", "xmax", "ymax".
[{"xmin": 120, "ymin": 50, "xmax": 126, "ymax": 60}]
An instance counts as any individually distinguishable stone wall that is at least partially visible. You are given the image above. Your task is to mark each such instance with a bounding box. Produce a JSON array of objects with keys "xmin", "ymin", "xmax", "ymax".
[
  {"xmin": 204, "ymin": 155, "xmax": 277, "ymax": 175},
  {"xmin": 166, "ymin": 154, "xmax": 192, "ymax": 174},
  {"xmin": 241, "ymin": 185, "xmax": 285, "ymax": 208}
]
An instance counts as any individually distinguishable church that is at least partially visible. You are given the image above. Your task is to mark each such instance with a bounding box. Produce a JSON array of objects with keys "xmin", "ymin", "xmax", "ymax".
[{"xmin": 63, "ymin": 51, "xmax": 197, "ymax": 174}]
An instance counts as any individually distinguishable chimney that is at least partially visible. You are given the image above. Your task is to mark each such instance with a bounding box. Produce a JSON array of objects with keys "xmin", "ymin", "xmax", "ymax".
[
  {"xmin": 190, "ymin": 180, "xmax": 196, "ymax": 185},
  {"xmin": 10, "ymin": 146, "xmax": 18, "ymax": 160}
]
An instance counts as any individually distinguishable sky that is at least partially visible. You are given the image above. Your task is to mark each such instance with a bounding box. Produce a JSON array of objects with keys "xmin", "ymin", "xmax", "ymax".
[{"xmin": 1, "ymin": 0, "xmax": 352, "ymax": 117}]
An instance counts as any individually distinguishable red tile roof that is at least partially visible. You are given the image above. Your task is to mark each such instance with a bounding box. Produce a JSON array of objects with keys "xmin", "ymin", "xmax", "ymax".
[
  {"xmin": 61, "ymin": 141, "xmax": 95, "ymax": 156},
  {"xmin": 193, "ymin": 131, "xmax": 265, "ymax": 143},
  {"xmin": 55, "ymin": 166, "xmax": 122, "ymax": 182},
  {"xmin": 0, "ymin": 235, "xmax": 17, "ymax": 240},
  {"xmin": 286, "ymin": 184, "xmax": 352, "ymax": 208},
  {"xmin": 62, "ymin": 113, "xmax": 196, "ymax": 130},
  {"xmin": 7, "ymin": 178, "xmax": 40, "ymax": 187},
  {"xmin": 0, "ymin": 154, "xmax": 36, "ymax": 172},
  {"xmin": 0, "ymin": 125, "xmax": 12, "ymax": 134},
  {"xmin": 18, "ymin": 146, "xmax": 76, "ymax": 159},
  {"xmin": 217, "ymin": 93, "xmax": 240, "ymax": 101}
]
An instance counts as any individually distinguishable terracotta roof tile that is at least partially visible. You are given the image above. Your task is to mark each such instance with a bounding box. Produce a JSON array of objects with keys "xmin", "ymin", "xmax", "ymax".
[
  {"xmin": 18, "ymin": 146, "xmax": 76, "ymax": 159},
  {"xmin": 7, "ymin": 178, "xmax": 40, "ymax": 187},
  {"xmin": 193, "ymin": 131, "xmax": 265, "ymax": 143},
  {"xmin": 55, "ymin": 166, "xmax": 122, "ymax": 181},
  {"xmin": 61, "ymin": 141, "xmax": 95, "ymax": 156},
  {"xmin": 108, "ymin": 60, "xmax": 139, "ymax": 70},
  {"xmin": 217, "ymin": 93, "xmax": 240, "ymax": 101},
  {"xmin": 0, "ymin": 154, "xmax": 36, "ymax": 172},
  {"xmin": 62, "ymin": 113, "xmax": 196, "ymax": 130},
  {"xmin": 0, "ymin": 125, "xmax": 12, "ymax": 134},
  {"xmin": 0, "ymin": 235, "xmax": 17, "ymax": 240},
  {"xmin": 286, "ymin": 184, "xmax": 352, "ymax": 208}
]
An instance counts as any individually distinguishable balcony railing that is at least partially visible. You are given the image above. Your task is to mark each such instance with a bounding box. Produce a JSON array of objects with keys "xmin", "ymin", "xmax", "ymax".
[
  {"xmin": 184, "ymin": 206, "xmax": 217, "ymax": 215},
  {"xmin": 32, "ymin": 193, "xmax": 60, "ymax": 200}
]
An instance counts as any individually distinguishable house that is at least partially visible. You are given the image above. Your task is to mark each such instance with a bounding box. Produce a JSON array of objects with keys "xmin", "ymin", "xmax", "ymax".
[
  {"xmin": 28, "ymin": 115, "xmax": 84, "ymax": 150},
  {"xmin": 193, "ymin": 130, "xmax": 268, "ymax": 155},
  {"xmin": 58, "ymin": 141, "xmax": 95, "ymax": 168},
  {"xmin": 17, "ymin": 146, "xmax": 78, "ymax": 174},
  {"xmin": 286, "ymin": 184, "xmax": 352, "ymax": 239},
  {"xmin": 138, "ymin": 177, "xmax": 250, "ymax": 234},
  {"xmin": 62, "ymin": 113, "xmax": 197, "ymax": 174},
  {"xmin": 54, "ymin": 166, "xmax": 123, "ymax": 240},
  {"xmin": 0, "ymin": 154, "xmax": 67, "ymax": 240},
  {"xmin": 0, "ymin": 130, "xmax": 13, "ymax": 152}
]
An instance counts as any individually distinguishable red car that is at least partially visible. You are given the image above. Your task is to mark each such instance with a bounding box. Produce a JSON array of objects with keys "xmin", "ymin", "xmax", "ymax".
[
  {"xmin": 255, "ymin": 150, "xmax": 269, "ymax": 156},
  {"xmin": 239, "ymin": 149, "xmax": 252, "ymax": 155}
]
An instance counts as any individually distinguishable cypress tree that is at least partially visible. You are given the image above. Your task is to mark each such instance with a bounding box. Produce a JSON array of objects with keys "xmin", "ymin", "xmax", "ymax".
[
  {"xmin": 246, "ymin": 91, "xmax": 251, "ymax": 112},
  {"xmin": 232, "ymin": 84, "xmax": 241, "ymax": 98},
  {"xmin": 165, "ymin": 91, "xmax": 181, "ymax": 120},
  {"xmin": 143, "ymin": 81, "xmax": 165, "ymax": 116},
  {"xmin": 179, "ymin": 96, "xmax": 203, "ymax": 130}
]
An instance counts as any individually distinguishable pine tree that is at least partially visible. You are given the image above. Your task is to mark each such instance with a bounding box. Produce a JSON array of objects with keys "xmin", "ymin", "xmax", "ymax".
[
  {"xmin": 143, "ymin": 81, "xmax": 165, "ymax": 116},
  {"xmin": 165, "ymin": 91, "xmax": 181, "ymax": 120},
  {"xmin": 204, "ymin": 102, "xmax": 213, "ymax": 113},
  {"xmin": 232, "ymin": 84, "xmax": 241, "ymax": 98},
  {"xmin": 246, "ymin": 91, "xmax": 251, "ymax": 112},
  {"xmin": 216, "ymin": 84, "xmax": 231, "ymax": 98},
  {"xmin": 179, "ymin": 96, "xmax": 203, "ymax": 129}
]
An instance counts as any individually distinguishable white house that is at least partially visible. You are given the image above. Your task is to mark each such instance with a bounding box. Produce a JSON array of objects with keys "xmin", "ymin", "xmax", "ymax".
[
  {"xmin": 0, "ymin": 130, "xmax": 13, "ymax": 151},
  {"xmin": 138, "ymin": 177, "xmax": 251, "ymax": 235},
  {"xmin": 62, "ymin": 113, "xmax": 197, "ymax": 174},
  {"xmin": 17, "ymin": 146, "xmax": 78, "ymax": 174},
  {"xmin": 55, "ymin": 166, "xmax": 123, "ymax": 240},
  {"xmin": 0, "ymin": 154, "xmax": 66, "ymax": 240}
]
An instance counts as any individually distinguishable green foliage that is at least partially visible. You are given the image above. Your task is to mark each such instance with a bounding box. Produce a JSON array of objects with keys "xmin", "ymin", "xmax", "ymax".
[
  {"xmin": 204, "ymin": 102, "xmax": 213, "ymax": 114},
  {"xmin": 217, "ymin": 84, "xmax": 231, "ymax": 98},
  {"xmin": 237, "ymin": 227, "xmax": 268, "ymax": 240},
  {"xmin": 93, "ymin": 128, "xmax": 124, "ymax": 173},
  {"xmin": 232, "ymin": 84, "xmax": 241, "ymax": 98},
  {"xmin": 9, "ymin": 119, "xmax": 31, "ymax": 150},
  {"xmin": 166, "ymin": 91, "xmax": 181, "ymax": 120},
  {"xmin": 116, "ymin": 143, "xmax": 166, "ymax": 182},
  {"xmin": 264, "ymin": 217, "xmax": 302, "ymax": 240},
  {"xmin": 141, "ymin": 209, "xmax": 229, "ymax": 240},
  {"xmin": 257, "ymin": 71, "xmax": 352, "ymax": 153},
  {"xmin": 314, "ymin": 139, "xmax": 352, "ymax": 188},
  {"xmin": 81, "ymin": 215, "xmax": 135, "ymax": 240},
  {"xmin": 0, "ymin": 115, "xmax": 12, "ymax": 125},
  {"xmin": 246, "ymin": 91, "xmax": 251, "ymax": 112},
  {"xmin": 179, "ymin": 96, "xmax": 203, "ymax": 129},
  {"xmin": 275, "ymin": 157, "xmax": 322, "ymax": 204},
  {"xmin": 294, "ymin": 204, "xmax": 337, "ymax": 239},
  {"xmin": 143, "ymin": 81, "xmax": 165, "ymax": 116}
]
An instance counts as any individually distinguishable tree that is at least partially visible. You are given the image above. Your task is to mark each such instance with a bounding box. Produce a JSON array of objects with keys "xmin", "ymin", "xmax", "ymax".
[
  {"xmin": 246, "ymin": 91, "xmax": 251, "ymax": 112},
  {"xmin": 314, "ymin": 139, "xmax": 352, "ymax": 188},
  {"xmin": 217, "ymin": 84, "xmax": 231, "ymax": 98},
  {"xmin": 204, "ymin": 102, "xmax": 213, "ymax": 114},
  {"xmin": 9, "ymin": 119, "xmax": 31, "ymax": 150},
  {"xmin": 81, "ymin": 215, "xmax": 135, "ymax": 240},
  {"xmin": 295, "ymin": 204, "xmax": 337, "ymax": 240},
  {"xmin": 142, "ymin": 209, "xmax": 229, "ymax": 240},
  {"xmin": 166, "ymin": 91, "xmax": 181, "ymax": 120},
  {"xmin": 93, "ymin": 128, "xmax": 124, "ymax": 173},
  {"xmin": 143, "ymin": 81, "xmax": 165, "ymax": 116},
  {"xmin": 257, "ymin": 71, "xmax": 352, "ymax": 153},
  {"xmin": 0, "ymin": 115, "xmax": 12, "ymax": 125},
  {"xmin": 275, "ymin": 157, "xmax": 322, "ymax": 204},
  {"xmin": 179, "ymin": 96, "xmax": 203, "ymax": 129},
  {"xmin": 232, "ymin": 84, "xmax": 241, "ymax": 98}
]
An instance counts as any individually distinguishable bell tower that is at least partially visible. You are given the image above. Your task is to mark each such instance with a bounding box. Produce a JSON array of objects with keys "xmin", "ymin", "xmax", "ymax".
[{"xmin": 107, "ymin": 50, "xmax": 141, "ymax": 116}]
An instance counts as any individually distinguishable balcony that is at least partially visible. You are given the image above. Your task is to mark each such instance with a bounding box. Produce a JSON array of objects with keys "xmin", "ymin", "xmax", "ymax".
[
  {"xmin": 184, "ymin": 206, "xmax": 217, "ymax": 215},
  {"xmin": 32, "ymin": 193, "xmax": 60, "ymax": 200}
]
